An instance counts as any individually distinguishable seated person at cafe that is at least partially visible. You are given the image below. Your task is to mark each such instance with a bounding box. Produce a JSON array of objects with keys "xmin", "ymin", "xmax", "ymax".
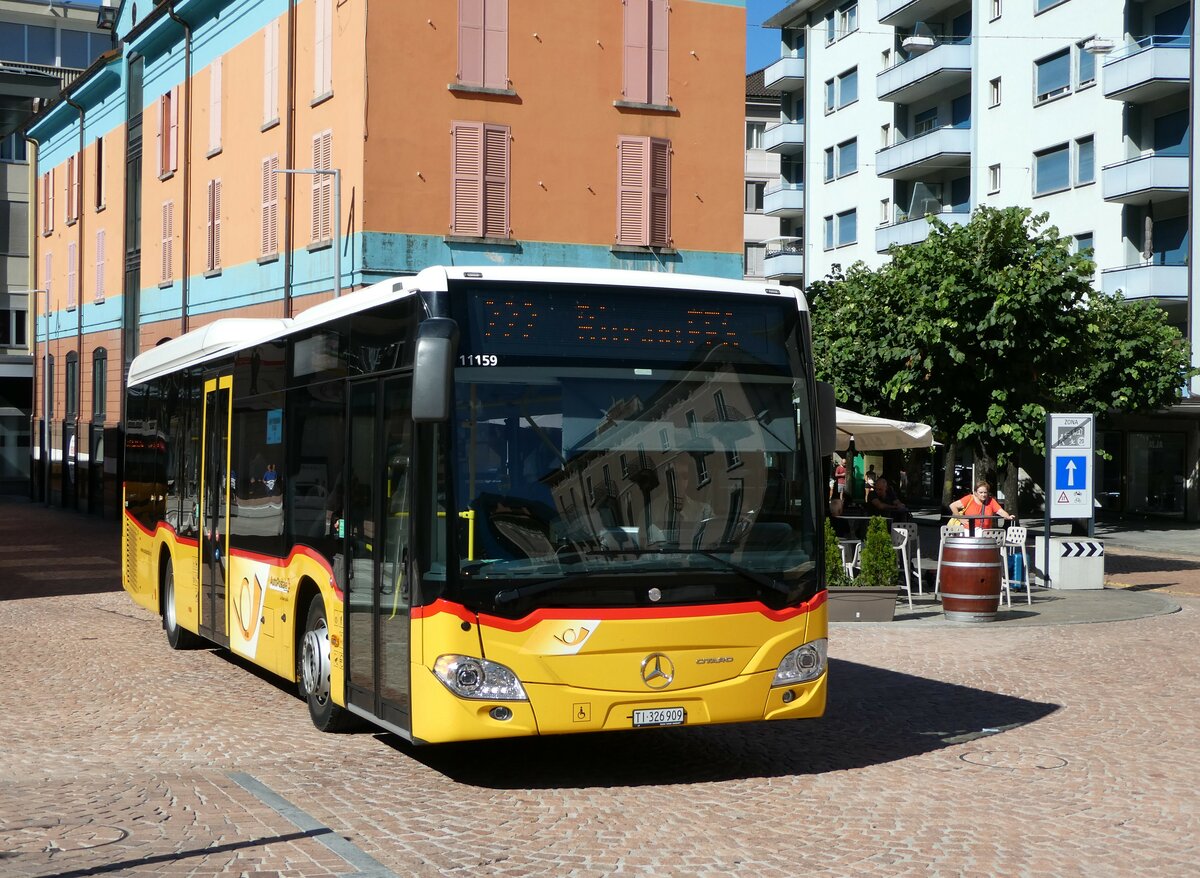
[
  {"xmin": 949, "ymin": 480, "xmax": 1015, "ymax": 529},
  {"xmin": 867, "ymin": 476, "xmax": 911, "ymax": 522}
]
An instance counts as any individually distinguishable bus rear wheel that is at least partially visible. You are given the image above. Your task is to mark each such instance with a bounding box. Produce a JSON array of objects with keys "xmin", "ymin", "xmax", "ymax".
[
  {"xmin": 299, "ymin": 597, "xmax": 350, "ymax": 731},
  {"xmin": 163, "ymin": 562, "xmax": 202, "ymax": 650}
]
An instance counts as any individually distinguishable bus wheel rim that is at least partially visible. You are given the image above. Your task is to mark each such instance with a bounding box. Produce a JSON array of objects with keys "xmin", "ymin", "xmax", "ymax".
[
  {"xmin": 302, "ymin": 618, "xmax": 331, "ymax": 705},
  {"xmin": 165, "ymin": 575, "xmax": 176, "ymax": 630}
]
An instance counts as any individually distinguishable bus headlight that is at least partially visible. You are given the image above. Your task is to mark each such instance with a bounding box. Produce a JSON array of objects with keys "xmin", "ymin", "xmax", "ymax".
[
  {"xmin": 772, "ymin": 639, "xmax": 827, "ymax": 686},
  {"xmin": 433, "ymin": 655, "xmax": 529, "ymax": 701}
]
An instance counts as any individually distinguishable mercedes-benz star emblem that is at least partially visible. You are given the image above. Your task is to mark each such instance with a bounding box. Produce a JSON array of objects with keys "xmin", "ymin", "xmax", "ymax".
[{"xmin": 640, "ymin": 653, "xmax": 675, "ymax": 689}]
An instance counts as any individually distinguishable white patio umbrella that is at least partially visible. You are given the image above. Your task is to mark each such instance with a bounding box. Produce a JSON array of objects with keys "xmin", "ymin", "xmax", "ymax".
[{"xmin": 834, "ymin": 407, "xmax": 934, "ymax": 452}]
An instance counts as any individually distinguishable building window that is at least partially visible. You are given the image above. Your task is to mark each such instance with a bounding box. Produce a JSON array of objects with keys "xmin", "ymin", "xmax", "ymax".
[
  {"xmin": 65, "ymin": 153, "xmax": 80, "ymax": 224},
  {"xmin": 991, "ymin": 0, "xmax": 1002, "ymax": 20},
  {"xmin": 837, "ymin": 68, "xmax": 858, "ymax": 107},
  {"xmin": 837, "ymin": 3, "xmax": 858, "ymax": 38},
  {"xmin": 823, "ymin": 215, "xmax": 834, "ymax": 250},
  {"xmin": 746, "ymin": 121, "xmax": 766, "ymax": 150},
  {"xmin": 824, "ymin": 79, "xmax": 835, "ymax": 113},
  {"xmin": 206, "ymin": 179, "xmax": 222, "ymax": 272},
  {"xmin": 823, "ymin": 147, "xmax": 834, "ymax": 182},
  {"xmin": 1034, "ymin": 48, "xmax": 1070, "ymax": 104},
  {"xmin": 836, "ymin": 138, "xmax": 857, "ymax": 177},
  {"xmin": 40, "ymin": 169, "xmax": 53, "ymax": 235},
  {"xmin": 745, "ymin": 181, "xmax": 765, "ymax": 212},
  {"xmin": 1075, "ymin": 136, "xmax": 1095, "ymax": 185},
  {"xmin": 989, "ymin": 77, "xmax": 1001, "ymax": 107},
  {"xmin": 94, "ymin": 229, "xmax": 106, "ymax": 302},
  {"xmin": 161, "ymin": 200, "xmax": 174, "ymax": 283},
  {"xmin": 1073, "ymin": 232, "xmax": 1093, "ymax": 255},
  {"xmin": 65, "ymin": 351, "xmax": 78, "ymax": 418},
  {"xmin": 744, "ymin": 243, "xmax": 765, "ymax": 277},
  {"xmin": 880, "ymin": 198, "xmax": 891, "ymax": 225},
  {"xmin": 881, "ymin": 123, "xmax": 891, "ymax": 148},
  {"xmin": 616, "ymin": 135, "xmax": 670, "ymax": 247},
  {"xmin": 1036, "ymin": 0, "xmax": 1068, "ymax": 12},
  {"xmin": 0, "ymin": 307, "xmax": 27, "ymax": 348},
  {"xmin": 0, "ymin": 133, "xmax": 27, "ymax": 162},
  {"xmin": 622, "ymin": 0, "xmax": 667, "ymax": 105},
  {"xmin": 311, "ymin": 130, "xmax": 333, "ymax": 244},
  {"xmin": 451, "ymin": 122, "xmax": 510, "ymax": 239},
  {"xmin": 92, "ymin": 348, "xmax": 107, "ymax": 421},
  {"xmin": 686, "ymin": 409, "xmax": 698, "ymax": 437},
  {"xmin": 157, "ymin": 88, "xmax": 179, "ymax": 177},
  {"xmin": 988, "ymin": 163, "xmax": 1001, "ymax": 193},
  {"xmin": 881, "ymin": 48, "xmax": 891, "ymax": 69},
  {"xmin": 66, "ymin": 242, "xmax": 76, "ymax": 309},
  {"xmin": 825, "ymin": 14, "xmax": 836, "ymax": 45},
  {"xmin": 659, "ymin": 427, "xmax": 671, "ymax": 451},
  {"xmin": 695, "ymin": 451, "xmax": 710, "ymax": 486},
  {"xmin": 209, "ymin": 55, "xmax": 223, "ymax": 154},
  {"xmin": 313, "ymin": 0, "xmax": 333, "ymax": 98},
  {"xmin": 94, "ymin": 135, "xmax": 104, "ymax": 210},
  {"xmin": 914, "ymin": 107, "xmax": 938, "ymax": 135},
  {"xmin": 714, "ymin": 389, "xmax": 729, "ymax": 421},
  {"xmin": 1034, "ymin": 144, "xmax": 1069, "ymax": 195},
  {"xmin": 1076, "ymin": 40, "xmax": 1096, "ymax": 87},
  {"xmin": 261, "ymin": 155, "xmax": 279, "ymax": 257},
  {"xmin": 264, "ymin": 20, "xmax": 280, "ymax": 125},
  {"xmin": 837, "ymin": 209, "xmax": 857, "ymax": 246}
]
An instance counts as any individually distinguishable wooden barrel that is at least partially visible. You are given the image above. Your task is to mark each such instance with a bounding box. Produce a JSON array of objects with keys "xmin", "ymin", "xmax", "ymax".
[{"xmin": 940, "ymin": 536, "xmax": 1003, "ymax": 622}]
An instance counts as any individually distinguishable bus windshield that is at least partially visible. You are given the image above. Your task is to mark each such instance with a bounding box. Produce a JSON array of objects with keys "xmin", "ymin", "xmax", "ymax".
[{"xmin": 446, "ymin": 283, "xmax": 820, "ymax": 614}]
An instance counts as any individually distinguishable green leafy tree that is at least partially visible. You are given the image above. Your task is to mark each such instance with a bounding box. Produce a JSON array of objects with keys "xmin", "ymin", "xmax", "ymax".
[
  {"xmin": 855, "ymin": 517, "xmax": 898, "ymax": 588},
  {"xmin": 809, "ymin": 206, "xmax": 1195, "ymax": 509}
]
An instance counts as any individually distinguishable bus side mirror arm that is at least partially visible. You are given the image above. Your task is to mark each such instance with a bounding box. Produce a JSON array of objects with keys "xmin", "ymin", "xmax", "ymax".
[
  {"xmin": 816, "ymin": 381, "xmax": 837, "ymax": 459},
  {"xmin": 412, "ymin": 318, "xmax": 460, "ymax": 422}
]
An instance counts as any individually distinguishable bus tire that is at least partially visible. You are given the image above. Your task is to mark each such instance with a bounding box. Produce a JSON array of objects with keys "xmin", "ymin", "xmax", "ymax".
[
  {"xmin": 163, "ymin": 562, "xmax": 202, "ymax": 650},
  {"xmin": 299, "ymin": 597, "xmax": 350, "ymax": 732}
]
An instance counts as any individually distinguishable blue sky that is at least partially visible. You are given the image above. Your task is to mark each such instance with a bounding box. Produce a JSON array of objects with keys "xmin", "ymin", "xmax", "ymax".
[{"xmin": 746, "ymin": 0, "xmax": 787, "ymax": 73}]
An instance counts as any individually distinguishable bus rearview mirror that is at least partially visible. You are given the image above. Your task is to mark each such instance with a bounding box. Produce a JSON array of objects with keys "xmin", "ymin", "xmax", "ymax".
[
  {"xmin": 413, "ymin": 318, "xmax": 459, "ymax": 422},
  {"xmin": 816, "ymin": 381, "xmax": 837, "ymax": 458}
]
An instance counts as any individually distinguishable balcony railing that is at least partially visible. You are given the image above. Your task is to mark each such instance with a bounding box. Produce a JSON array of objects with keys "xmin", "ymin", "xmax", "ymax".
[
  {"xmin": 877, "ymin": 38, "xmax": 971, "ymax": 103},
  {"xmin": 764, "ymin": 53, "xmax": 805, "ymax": 92},
  {"xmin": 876, "ymin": 124, "xmax": 971, "ymax": 179},
  {"xmin": 764, "ymin": 239, "xmax": 804, "ymax": 280},
  {"xmin": 1100, "ymin": 153, "xmax": 1189, "ymax": 205},
  {"xmin": 763, "ymin": 183, "xmax": 804, "ymax": 218},
  {"xmin": 0, "ymin": 61, "xmax": 85, "ymax": 94},
  {"xmin": 1100, "ymin": 263, "xmax": 1188, "ymax": 302},
  {"xmin": 763, "ymin": 121, "xmax": 804, "ymax": 155},
  {"xmin": 877, "ymin": 0, "xmax": 961, "ymax": 28},
  {"xmin": 1102, "ymin": 35, "xmax": 1190, "ymax": 102},
  {"xmin": 875, "ymin": 210, "xmax": 970, "ymax": 252}
]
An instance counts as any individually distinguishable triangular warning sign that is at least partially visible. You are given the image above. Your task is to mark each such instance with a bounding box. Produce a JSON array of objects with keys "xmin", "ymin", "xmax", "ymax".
[{"xmin": 1057, "ymin": 491, "xmax": 1070, "ymax": 504}]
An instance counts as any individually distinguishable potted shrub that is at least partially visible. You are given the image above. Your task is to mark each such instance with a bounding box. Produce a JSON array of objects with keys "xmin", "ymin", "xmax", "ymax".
[{"xmin": 826, "ymin": 515, "xmax": 901, "ymax": 623}]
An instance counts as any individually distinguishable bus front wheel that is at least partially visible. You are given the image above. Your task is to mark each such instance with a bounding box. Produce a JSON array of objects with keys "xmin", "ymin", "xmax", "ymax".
[
  {"xmin": 163, "ymin": 562, "xmax": 202, "ymax": 650},
  {"xmin": 299, "ymin": 597, "xmax": 350, "ymax": 731}
]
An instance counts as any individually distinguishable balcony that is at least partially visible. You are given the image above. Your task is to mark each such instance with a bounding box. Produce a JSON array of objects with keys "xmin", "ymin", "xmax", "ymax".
[
  {"xmin": 764, "ymin": 121, "xmax": 804, "ymax": 156},
  {"xmin": 875, "ymin": 210, "xmax": 969, "ymax": 253},
  {"xmin": 876, "ymin": 125, "xmax": 971, "ymax": 180},
  {"xmin": 764, "ymin": 53, "xmax": 804, "ymax": 92},
  {"xmin": 764, "ymin": 239, "xmax": 804, "ymax": 281},
  {"xmin": 877, "ymin": 39, "xmax": 971, "ymax": 104},
  {"xmin": 764, "ymin": 183, "xmax": 804, "ymax": 218},
  {"xmin": 1100, "ymin": 263, "xmax": 1188, "ymax": 304},
  {"xmin": 877, "ymin": 0, "xmax": 960, "ymax": 28},
  {"xmin": 1102, "ymin": 36, "xmax": 1190, "ymax": 103},
  {"xmin": 1101, "ymin": 153, "xmax": 1189, "ymax": 205}
]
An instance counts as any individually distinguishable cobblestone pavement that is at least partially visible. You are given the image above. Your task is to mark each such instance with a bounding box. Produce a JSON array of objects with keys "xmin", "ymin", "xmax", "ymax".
[{"xmin": 2, "ymin": 499, "xmax": 1199, "ymax": 877}]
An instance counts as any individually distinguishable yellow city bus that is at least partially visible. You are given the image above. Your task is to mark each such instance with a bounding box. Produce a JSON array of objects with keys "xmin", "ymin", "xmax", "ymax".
[{"xmin": 122, "ymin": 266, "xmax": 833, "ymax": 743}]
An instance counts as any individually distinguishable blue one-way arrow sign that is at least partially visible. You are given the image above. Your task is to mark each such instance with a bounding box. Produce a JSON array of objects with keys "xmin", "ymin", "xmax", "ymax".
[{"xmin": 1055, "ymin": 455, "xmax": 1087, "ymax": 490}]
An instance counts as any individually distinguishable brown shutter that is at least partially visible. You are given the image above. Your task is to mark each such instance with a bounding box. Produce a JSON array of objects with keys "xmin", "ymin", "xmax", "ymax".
[{"xmin": 451, "ymin": 121, "xmax": 484, "ymax": 236}]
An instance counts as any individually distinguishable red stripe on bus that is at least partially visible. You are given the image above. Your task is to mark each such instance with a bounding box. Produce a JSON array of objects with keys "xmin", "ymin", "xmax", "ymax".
[{"xmin": 412, "ymin": 592, "xmax": 825, "ymax": 631}]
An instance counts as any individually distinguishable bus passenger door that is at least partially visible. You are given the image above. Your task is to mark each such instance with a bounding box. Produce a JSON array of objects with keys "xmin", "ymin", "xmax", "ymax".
[
  {"xmin": 199, "ymin": 375, "xmax": 232, "ymax": 646},
  {"xmin": 344, "ymin": 375, "xmax": 414, "ymax": 735}
]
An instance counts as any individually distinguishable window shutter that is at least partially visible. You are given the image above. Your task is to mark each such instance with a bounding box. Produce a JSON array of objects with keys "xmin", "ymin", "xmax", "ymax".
[
  {"xmin": 210, "ymin": 56, "xmax": 223, "ymax": 152},
  {"xmin": 264, "ymin": 21, "xmax": 279, "ymax": 124},
  {"xmin": 623, "ymin": 0, "xmax": 649, "ymax": 103},
  {"xmin": 616, "ymin": 136, "xmax": 648, "ymax": 245},
  {"xmin": 95, "ymin": 230, "xmax": 105, "ymax": 302},
  {"xmin": 451, "ymin": 121, "xmax": 484, "ymax": 236},
  {"xmin": 310, "ymin": 132, "xmax": 332, "ymax": 243},
  {"xmin": 162, "ymin": 201, "xmax": 174, "ymax": 283},
  {"xmin": 483, "ymin": 0, "xmax": 508, "ymax": 89},
  {"xmin": 156, "ymin": 94, "xmax": 164, "ymax": 177},
  {"xmin": 458, "ymin": 0, "xmax": 485, "ymax": 86},
  {"xmin": 650, "ymin": 0, "xmax": 668, "ymax": 105},
  {"xmin": 322, "ymin": 0, "xmax": 333, "ymax": 94},
  {"xmin": 207, "ymin": 179, "xmax": 221, "ymax": 271},
  {"xmin": 169, "ymin": 87, "xmax": 180, "ymax": 172},
  {"xmin": 94, "ymin": 136, "xmax": 104, "ymax": 210},
  {"xmin": 48, "ymin": 168, "xmax": 55, "ymax": 232},
  {"xmin": 262, "ymin": 155, "xmax": 279, "ymax": 256},
  {"xmin": 314, "ymin": 0, "xmax": 331, "ymax": 96},
  {"xmin": 40, "ymin": 172, "xmax": 47, "ymax": 234},
  {"xmin": 648, "ymin": 138, "xmax": 671, "ymax": 246},
  {"xmin": 482, "ymin": 124, "xmax": 509, "ymax": 238},
  {"xmin": 66, "ymin": 242, "xmax": 77, "ymax": 309}
]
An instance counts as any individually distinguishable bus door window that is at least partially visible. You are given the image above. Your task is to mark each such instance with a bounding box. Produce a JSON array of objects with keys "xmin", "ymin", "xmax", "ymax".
[
  {"xmin": 379, "ymin": 377, "xmax": 413, "ymax": 713},
  {"xmin": 345, "ymin": 382, "xmax": 378, "ymax": 702},
  {"xmin": 200, "ymin": 378, "xmax": 232, "ymax": 641}
]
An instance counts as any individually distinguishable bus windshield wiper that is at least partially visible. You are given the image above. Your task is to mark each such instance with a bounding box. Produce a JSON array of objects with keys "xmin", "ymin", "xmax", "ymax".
[{"xmin": 493, "ymin": 574, "xmax": 594, "ymax": 606}]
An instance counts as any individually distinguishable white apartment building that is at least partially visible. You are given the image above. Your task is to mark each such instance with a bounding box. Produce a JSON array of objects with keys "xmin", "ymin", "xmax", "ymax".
[
  {"xmin": 744, "ymin": 70, "xmax": 784, "ymax": 281},
  {"xmin": 762, "ymin": 0, "xmax": 1199, "ymax": 520}
]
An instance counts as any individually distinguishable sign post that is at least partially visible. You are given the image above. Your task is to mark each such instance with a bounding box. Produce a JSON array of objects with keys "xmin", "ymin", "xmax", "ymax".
[{"xmin": 1042, "ymin": 413, "xmax": 1095, "ymax": 586}]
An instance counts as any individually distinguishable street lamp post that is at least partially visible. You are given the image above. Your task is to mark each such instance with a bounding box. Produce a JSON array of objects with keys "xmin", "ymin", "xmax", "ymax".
[{"xmin": 275, "ymin": 167, "xmax": 342, "ymax": 298}]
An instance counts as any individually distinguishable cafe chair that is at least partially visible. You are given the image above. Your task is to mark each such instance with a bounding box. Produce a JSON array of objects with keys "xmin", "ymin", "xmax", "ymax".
[
  {"xmin": 838, "ymin": 539, "xmax": 861, "ymax": 579},
  {"xmin": 978, "ymin": 528, "xmax": 1006, "ymax": 544},
  {"xmin": 889, "ymin": 528, "xmax": 915, "ymax": 610},
  {"xmin": 1001, "ymin": 526, "xmax": 1031, "ymax": 607},
  {"xmin": 892, "ymin": 522, "xmax": 924, "ymax": 594},
  {"xmin": 933, "ymin": 523, "xmax": 966, "ymax": 598}
]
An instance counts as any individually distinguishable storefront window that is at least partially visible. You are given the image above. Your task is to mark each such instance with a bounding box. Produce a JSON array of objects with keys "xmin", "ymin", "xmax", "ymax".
[{"xmin": 1128, "ymin": 431, "xmax": 1186, "ymax": 516}]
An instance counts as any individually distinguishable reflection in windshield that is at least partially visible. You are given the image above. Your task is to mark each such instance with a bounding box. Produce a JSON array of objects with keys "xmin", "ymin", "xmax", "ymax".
[{"xmin": 451, "ymin": 346, "xmax": 818, "ymax": 606}]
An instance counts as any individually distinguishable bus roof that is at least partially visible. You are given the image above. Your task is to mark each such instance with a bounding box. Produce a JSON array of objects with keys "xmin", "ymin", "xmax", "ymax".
[{"xmin": 127, "ymin": 267, "xmax": 805, "ymax": 386}]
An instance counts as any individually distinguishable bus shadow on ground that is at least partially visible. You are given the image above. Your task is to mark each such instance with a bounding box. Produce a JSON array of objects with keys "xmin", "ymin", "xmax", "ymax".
[
  {"xmin": 1105, "ymin": 553, "xmax": 1200, "ymax": 575},
  {"xmin": 390, "ymin": 658, "xmax": 1060, "ymax": 789}
]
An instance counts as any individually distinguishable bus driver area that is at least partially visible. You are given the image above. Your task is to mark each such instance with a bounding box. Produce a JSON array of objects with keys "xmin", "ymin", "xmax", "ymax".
[{"xmin": 121, "ymin": 266, "xmax": 834, "ymax": 744}]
